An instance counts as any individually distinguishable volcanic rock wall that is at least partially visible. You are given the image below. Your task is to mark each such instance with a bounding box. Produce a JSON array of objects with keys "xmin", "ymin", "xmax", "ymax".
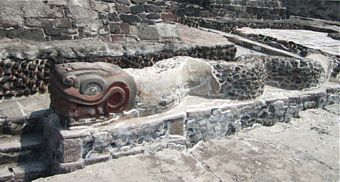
[
  {"xmin": 287, "ymin": 0, "xmax": 340, "ymax": 21},
  {"xmin": 0, "ymin": 0, "xmax": 291, "ymax": 42},
  {"xmin": 174, "ymin": 0, "xmax": 287, "ymax": 20},
  {"xmin": 0, "ymin": 0, "xmax": 178, "ymax": 42}
]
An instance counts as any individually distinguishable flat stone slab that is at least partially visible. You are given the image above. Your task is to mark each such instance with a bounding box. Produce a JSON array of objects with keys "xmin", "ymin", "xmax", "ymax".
[
  {"xmin": 0, "ymin": 94, "xmax": 50, "ymax": 118},
  {"xmin": 0, "ymin": 133, "xmax": 42, "ymax": 153},
  {"xmin": 200, "ymin": 27, "xmax": 302, "ymax": 58},
  {"xmin": 237, "ymin": 28, "xmax": 340, "ymax": 55},
  {"xmin": 35, "ymin": 104, "xmax": 339, "ymax": 182},
  {"xmin": 177, "ymin": 23, "xmax": 233, "ymax": 47}
]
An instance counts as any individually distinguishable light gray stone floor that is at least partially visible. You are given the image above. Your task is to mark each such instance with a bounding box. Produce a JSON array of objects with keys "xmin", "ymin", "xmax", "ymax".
[
  {"xmin": 0, "ymin": 94, "xmax": 50, "ymax": 118},
  {"xmin": 237, "ymin": 28, "xmax": 340, "ymax": 56},
  {"xmin": 35, "ymin": 104, "xmax": 340, "ymax": 182}
]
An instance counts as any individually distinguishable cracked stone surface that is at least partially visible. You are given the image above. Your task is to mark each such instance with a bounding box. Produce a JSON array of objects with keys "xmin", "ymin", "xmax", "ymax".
[{"xmin": 35, "ymin": 104, "xmax": 340, "ymax": 182}]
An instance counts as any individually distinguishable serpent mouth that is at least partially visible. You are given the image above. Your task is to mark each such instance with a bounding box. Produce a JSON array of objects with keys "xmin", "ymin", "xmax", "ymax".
[{"xmin": 106, "ymin": 87, "xmax": 127, "ymax": 112}]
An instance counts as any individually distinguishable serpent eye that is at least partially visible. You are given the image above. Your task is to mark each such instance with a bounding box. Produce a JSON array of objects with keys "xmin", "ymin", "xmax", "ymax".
[
  {"xmin": 63, "ymin": 76, "xmax": 74, "ymax": 87},
  {"xmin": 83, "ymin": 83, "xmax": 103, "ymax": 96}
]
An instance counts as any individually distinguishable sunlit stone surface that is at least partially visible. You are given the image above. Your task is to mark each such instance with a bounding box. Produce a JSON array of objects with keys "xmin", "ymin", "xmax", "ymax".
[{"xmin": 0, "ymin": 0, "xmax": 339, "ymax": 181}]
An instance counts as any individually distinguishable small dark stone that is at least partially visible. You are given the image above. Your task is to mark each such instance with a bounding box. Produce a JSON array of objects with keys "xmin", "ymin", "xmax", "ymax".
[
  {"xmin": 115, "ymin": 0, "xmax": 130, "ymax": 5},
  {"xmin": 41, "ymin": 20, "xmax": 54, "ymax": 28},
  {"xmin": 154, "ymin": 0, "xmax": 166, "ymax": 6},
  {"xmin": 108, "ymin": 12, "xmax": 120, "ymax": 22},
  {"xmin": 0, "ymin": 29, "xmax": 7, "ymax": 38},
  {"xmin": 109, "ymin": 23, "xmax": 121, "ymax": 34},
  {"xmin": 131, "ymin": 0, "xmax": 147, "ymax": 4},
  {"xmin": 130, "ymin": 5, "xmax": 144, "ymax": 14},
  {"xmin": 146, "ymin": 13, "xmax": 160, "ymax": 19},
  {"xmin": 119, "ymin": 14, "xmax": 142, "ymax": 25},
  {"xmin": 99, "ymin": 12, "xmax": 108, "ymax": 20},
  {"xmin": 143, "ymin": 4, "xmax": 162, "ymax": 13},
  {"xmin": 8, "ymin": 29, "xmax": 45, "ymax": 41},
  {"xmin": 51, "ymin": 35, "xmax": 72, "ymax": 40},
  {"xmin": 44, "ymin": 27, "xmax": 62, "ymax": 36}
]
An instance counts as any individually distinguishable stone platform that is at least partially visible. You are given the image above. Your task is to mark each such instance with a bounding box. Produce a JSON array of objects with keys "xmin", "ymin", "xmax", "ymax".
[
  {"xmin": 0, "ymin": 80, "xmax": 339, "ymax": 181},
  {"xmin": 35, "ymin": 104, "xmax": 340, "ymax": 182}
]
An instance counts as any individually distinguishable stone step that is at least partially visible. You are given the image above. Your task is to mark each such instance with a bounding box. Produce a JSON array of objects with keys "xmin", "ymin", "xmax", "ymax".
[
  {"xmin": 0, "ymin": 161, "xmax": 48, "ymax": 182},
  {"xmin": 0, "ymin": 94, "xmax": 50, "ymax": 135},
  {"xmin": 0, "ymin": 133, "xmax": 43, "ymax": 165}
]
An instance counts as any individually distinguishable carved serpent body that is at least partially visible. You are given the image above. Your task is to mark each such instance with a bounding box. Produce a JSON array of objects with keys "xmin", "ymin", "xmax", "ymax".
[{"xmin": 50, "ymin": 56, "xmax": 327, "ymax": 120}]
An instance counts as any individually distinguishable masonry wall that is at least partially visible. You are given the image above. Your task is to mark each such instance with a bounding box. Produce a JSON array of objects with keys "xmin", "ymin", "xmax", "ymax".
[
  {"xmin": 0, "ymin": 0, "xmax": 177, "ymax": 42},
  {"xmin": 174, "ymin": 0, "xmax": 287, "ymax": 20},
  {"xmin": 0, "ymin": 0, "xmax": 290, "ymax": 42},
  {"xmin": 287, "ymin": 0, "xmax": 340, "ymax": 21}
]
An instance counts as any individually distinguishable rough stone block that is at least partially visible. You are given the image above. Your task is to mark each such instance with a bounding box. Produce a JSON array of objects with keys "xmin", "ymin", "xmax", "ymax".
[
  {"xmin": 85, "ymin": 154, "xmax": 111, "ymax": 165},
  {"xmin": 154, "ymin": 0, "xmax": 166, "ymax": 6},
  {"xmin": 108, "ymin": 12, "xmax": 120, "ymax": 22},
  {"xmin": 120, "ymin": 23, "xmax": 130, "ymax": 34},
  {"xmin": 0, "ymin": 29, "xmax": 7, "ymax": 38},
  {"xmin": 64, "ymin": 4, "xmax": 97, "ymax": 28},
  {"xmin": 44, "ymin": 27, "xmax": 62, "ymax": 36},
  {"xmin": 131, "ymin": 0, "xmax": 147, "ymax": 4},
  {"xmin": 168, "ymin": 118, "xmax": 185, "ymax": 136},
  {"xmin": 143, "ymin": 4, "xmax": 162, "ymax": 13},
  {"xmin": 156, "ymin": 23, "xmax": 181, "ymax": 42},
  {"xmin": 51, "ymin": 35, "xmax": 73, "ymax": 40},
  {"xmin": 99, "ymin": 12, "xmax": 108, "ymax": 20},
  {"xmin": 0, "ymin": 168, "xmax": 13, "ymax": 182},
  {"xmin": 62, "ymin": 138, "xmax": 82, "ymax": 163},
  {"xmin": 131, "ymin": 5, "xmax": 144, "ymax": 14},
  {"xmin": 115, "ymin": 0, "xmax": 131, "ymax": 5},
  {"xmin": 54, "ymin": 18, "xmax": 72, "ymax": 28},
  {"xmin": 111, "ymin": 34, "xmax": 125, "ymax": 42},
  {"xmin": 90, "ymin": 1, "xmax": 110, "ymax": 12},
  {"xmin": 119, "ymin": 14, "xmax": 142, "ymax": 25},
  {"xmin": 109, "ymin": 23, "xmax": 121, "ymax": 34},
  {"xmin": 161, "ymin": 12, "xmax": 176, "ymax": 22},
  {"xmin": 22, "ymin": 2, "xmax": 64, "ymax": 18},
  {"xmin": 0, "ymin": 2, "xmax": 24, "ymax": 28},
  {"xmin": 58, "ymin": 160, "xmax": 85, "ymax": 174},
  {"xmin": 99, "ymin": 26, "xmax": 110, "ymax": 35},
  {"xmin": 146, "ymin": 13, "xmax": 161, "ymax": 19},
  {"xmin": 136, "ymin": 24, "xmax": 159, "ymax": 40},
  {"xmin": 24, "ymin": 18, "xmax": 42, "ymax": 27},
  {"xmin": 7, "ymin": 29, "xmax": 46, "ymax": 41},
  {"xmin": 93, "ymin": 132, "xmax": 112, "ymax": 152}
]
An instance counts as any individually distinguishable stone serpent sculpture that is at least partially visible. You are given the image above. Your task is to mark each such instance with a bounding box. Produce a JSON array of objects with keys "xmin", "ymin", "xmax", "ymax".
[{"xmin": 50, "ymin": 55, "xmax": 330, "ymax": 120}]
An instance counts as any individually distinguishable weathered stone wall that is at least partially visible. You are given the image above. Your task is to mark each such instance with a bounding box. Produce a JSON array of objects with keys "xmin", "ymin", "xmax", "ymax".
[
  {"xmin": 181, "ymin": 17, "xmax": 338, "ymax": 33},
  {"xmin": 41, "ymin": 86, "xmax": 340, "ymax": 174},
  {"xmin": 210, "ymin": 59, "xmax": 266, "ymax": 100},
  {"xmin": 174, "ymin": 0, "xmax": 287, "ymax": 20},
  {"xmin": 0, "ymin": 0, "xmax": 177, "ymax": 41},
  {"xmin": 0, "ymin": 43, "xmax": 236, "ymax": 99},
  {"xmin": 0, "ymin": 0, "xmax": 295, "ymax": 42},
  {"xmin": 287, "ymin": 0, "xmax": 340, "ymax": 21}
]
